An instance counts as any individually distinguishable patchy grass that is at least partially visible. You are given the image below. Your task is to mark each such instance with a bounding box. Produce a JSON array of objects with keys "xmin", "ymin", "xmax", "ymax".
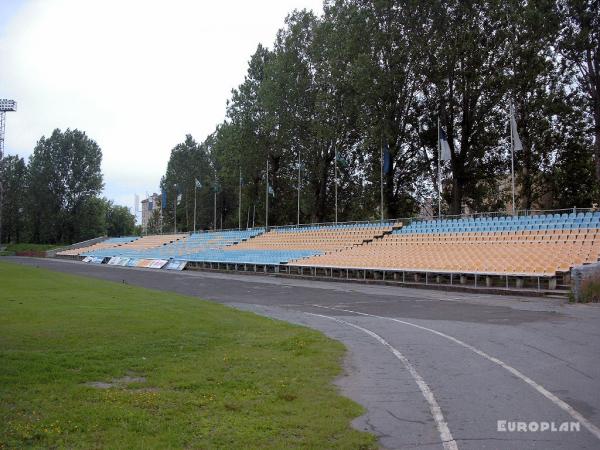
[{"xmin": 0, "ymin": 261, "xmax": 375, "ymax": 449}]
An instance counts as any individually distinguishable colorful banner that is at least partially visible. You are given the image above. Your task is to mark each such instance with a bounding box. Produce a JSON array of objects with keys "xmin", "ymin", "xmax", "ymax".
[
  {"xmin": 137, "ymin": 259, "xmax": 153, "ymax": 268},
  {"xmin": 165, "ymin": 260, "xmax": 187, "ymax": 271},
  {"xmin": 149, "ymin": 259, "xmax": 168, "ymax": 269}
]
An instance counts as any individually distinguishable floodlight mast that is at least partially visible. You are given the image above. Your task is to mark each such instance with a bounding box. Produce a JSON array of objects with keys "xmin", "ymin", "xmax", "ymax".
[{"xmin": 0, "ymin": 99, "xmax": 17, "ymax": 245}]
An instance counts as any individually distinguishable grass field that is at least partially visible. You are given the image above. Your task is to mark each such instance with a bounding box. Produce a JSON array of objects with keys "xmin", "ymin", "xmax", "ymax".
[{"xmin": 0, "ymin": 261, "xmax": 375, "ymax": 449}]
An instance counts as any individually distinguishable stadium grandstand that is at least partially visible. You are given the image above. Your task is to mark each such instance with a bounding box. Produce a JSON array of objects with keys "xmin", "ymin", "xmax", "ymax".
[{"xmin": 55, "ymin": 209, "xmax": 600, "ymax": 292}]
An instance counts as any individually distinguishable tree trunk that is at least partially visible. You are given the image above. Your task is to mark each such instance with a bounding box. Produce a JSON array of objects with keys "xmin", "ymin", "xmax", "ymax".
[
  {"xmin": 450, "ymin": 176, "xmax": 463, "ymax": 215},
  {"xmin": 384, "ymin": 170, "xmax": 396, "ymax": 218}
]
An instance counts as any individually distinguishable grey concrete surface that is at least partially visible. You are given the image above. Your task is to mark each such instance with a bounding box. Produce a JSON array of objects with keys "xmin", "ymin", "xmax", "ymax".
[{"xmin": 3, "ymin": 256, "xmax": 600, "ymax": 449}]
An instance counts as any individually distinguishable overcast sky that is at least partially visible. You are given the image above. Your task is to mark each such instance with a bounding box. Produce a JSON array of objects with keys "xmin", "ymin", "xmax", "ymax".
[{"xmin": 0, "ymin": 0, "xmax": 323, "ymax": 218}]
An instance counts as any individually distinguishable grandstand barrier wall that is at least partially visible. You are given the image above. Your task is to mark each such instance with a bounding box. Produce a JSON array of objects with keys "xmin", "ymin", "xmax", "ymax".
[
  {"xmin": 571, "ymin": 261, "xmax": 600, "ymax": 302},
  {"xmin": 184, "ymin": 261, "xmax": 566, "ymax": 297}
]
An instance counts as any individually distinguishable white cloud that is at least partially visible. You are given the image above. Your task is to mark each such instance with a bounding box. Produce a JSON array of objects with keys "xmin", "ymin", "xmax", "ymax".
[{"xmin": 0, "ymin": 0, "xmax": 323, "ymax": 213}]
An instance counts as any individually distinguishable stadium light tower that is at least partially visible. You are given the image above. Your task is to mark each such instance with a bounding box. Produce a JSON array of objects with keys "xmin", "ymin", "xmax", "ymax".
[{"xmin": 0, "ymin": 99, "xmax": 17, "ymax": 245}]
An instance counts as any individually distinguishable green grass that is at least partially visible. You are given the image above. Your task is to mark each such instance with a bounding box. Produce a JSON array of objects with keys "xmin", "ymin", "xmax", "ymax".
[
  {"xmin": 0, "ymin": 261, "xmax": 375, "ymax": 449},
  {"xmin": 4, "ymin": 243, "xmax": 61, "ymax": 253}
]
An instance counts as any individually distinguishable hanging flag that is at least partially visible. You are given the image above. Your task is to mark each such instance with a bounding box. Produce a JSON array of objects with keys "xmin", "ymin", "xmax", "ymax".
[
  {"xmin": 439, "ymin": 128, "xmax": 452, "ymax": 161},
  {"xmin": 510, "ymin": 104, "xmax": 524, "ymax": 151},
  {"xmin": 268, "ymin": 185, "xmax": 275, "ymax": 197},
  {"xmin": 161, "ymin": 190, "xmax": 167, "ymax": 209},
  {"xmin": 212, "ymin": 181, "xmax": 221, "ymax": 193},
  {"xmin": 195, "ymin": 178, "xmax": 202, "ymax": 188},
  {"xmin": 383, "ymin": 143, "xmax": 392, "ymax": 174},
  {"xmin": 177, "ymin": 193, "xmax": 182, "ymax": 205}
]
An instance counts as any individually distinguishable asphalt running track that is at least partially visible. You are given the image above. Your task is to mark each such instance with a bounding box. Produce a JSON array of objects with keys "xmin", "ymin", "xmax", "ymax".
[{"xmin": 4, "ymin": 257, "xmax": 600, "ymax": 449}]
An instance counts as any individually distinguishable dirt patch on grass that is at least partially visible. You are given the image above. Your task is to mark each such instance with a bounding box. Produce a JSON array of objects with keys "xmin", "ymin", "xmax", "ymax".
[{"xmin": 85, "ymin": 373, "xmax": 148, "ymax": 389}]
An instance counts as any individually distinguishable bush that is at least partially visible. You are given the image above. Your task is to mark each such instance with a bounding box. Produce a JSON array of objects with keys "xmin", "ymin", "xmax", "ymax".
[
  {"xmin": 5, "ymin": 243, "xmax": 61, "ymax": 253},
  {"xmin": 580, "ymin": 278, "xmax": 600, "ymax": 303}
]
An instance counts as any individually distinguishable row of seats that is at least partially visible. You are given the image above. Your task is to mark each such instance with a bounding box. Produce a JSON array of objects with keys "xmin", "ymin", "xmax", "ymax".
[
  {"xmin": 232, "ymin": 225, "xmax": 393, "ymax": 251},
  {"xmin": 399, "ymin": 213, "xmax": 600, "ymax": 234},
  {"xmin": 184, "ymin": 249, "xmax": 320, "ymax": 265},
  {"xmin": 274, "ymin": 222, "xmax": 396, "ymax": 233},
  {"xmin": 57, "ymin": 236, "xmax": 138, "ymax": 256}
]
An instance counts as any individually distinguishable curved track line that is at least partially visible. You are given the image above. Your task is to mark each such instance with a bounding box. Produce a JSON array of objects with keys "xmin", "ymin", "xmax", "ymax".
[
  {"xmin": 307, "ymin": 312, "xmax": 459, "ymax": 450},
  {"xmin": 313, "ymin": 304, "xmax": 600, "ymax": 442}
]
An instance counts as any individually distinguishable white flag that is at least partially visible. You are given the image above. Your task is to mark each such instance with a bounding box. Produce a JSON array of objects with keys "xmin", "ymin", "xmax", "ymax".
[
  {"xmin": 510, "ymin": 104, "xmax": 523, "ymax": 151},
  {"xmin": 195, "ymin": 178, "xmax": 202, "ymax": 188}
]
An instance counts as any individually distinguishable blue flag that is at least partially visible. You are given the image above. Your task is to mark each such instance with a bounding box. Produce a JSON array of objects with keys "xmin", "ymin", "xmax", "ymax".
[
  {"xmin": 439, "ymin": 128, "xmax": 451, "ymax": 161},
  {"xmin": 161, "ymin": 190, "xmax": 167, "ymax": 209},
  {"xmin": 383, "ymin": 143, "xmax": 392, "ymax": 174}
]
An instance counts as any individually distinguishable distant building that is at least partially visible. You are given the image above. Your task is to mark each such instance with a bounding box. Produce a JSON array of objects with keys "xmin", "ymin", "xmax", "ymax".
[{"xmin": 141, "ymin": 193, "xmax": 161, "ymax": 232}]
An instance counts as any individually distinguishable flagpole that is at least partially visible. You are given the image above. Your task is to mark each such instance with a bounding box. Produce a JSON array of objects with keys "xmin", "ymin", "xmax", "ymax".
[
  {"xmin": 239, "ymin": 166, "xmax": 242, "ymax": 230},
  {"xmin": 173, "ymin": 183, "xmax": 177, "ymax": 234},
  {"xmin": 193, "ymin": 181, "xmax": 197, "ymax": 233},
  {"xmin": 438, "ymin": 117, "xmax": 441, "ymax": 218},
  {"xmin": 297, "ymin": 147, "xmax": 301, "ymax": 226},
  {"xmin": 510, "ymin": 104, "xmax": 516, "ymax": 215},
  {"xmin": 265, "ymin": 157, "xmax": 269, "ymax": 231},
  {"xmin": 213, "ymin": 172, "xmax": 217, "ymax": 230},
  {"xmin": 380, "ymin": 134, "xmax": 384, "ymax": 223},
  {"xmin": 334, "ymin": 144, "xmax": 338, "ymax": 224}
]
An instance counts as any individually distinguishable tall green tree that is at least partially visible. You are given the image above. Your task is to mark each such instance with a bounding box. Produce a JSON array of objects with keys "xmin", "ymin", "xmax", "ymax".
[
  {"xmin": 558, "ymin": 0, "xmax": 600, "ymax": 185},
  {"xmin": 160, "ymin": 135, "xmax": 212, "ymax": 231},
  {"xmin": 28, "ymin": 128, "xmax": 104, "ymax": 243},
  {"xmin": 0, "ymin": 155, "xmax": 28, "ymax": 243},
  {"xmin": 106, "ymin": 201, "xmax": 136, "ymax": 236}
]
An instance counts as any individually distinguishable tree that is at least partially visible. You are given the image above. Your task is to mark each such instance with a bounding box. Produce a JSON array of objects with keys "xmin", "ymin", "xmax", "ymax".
[
  {"xmin": 161, "ymin": 135, "xmax": 212, "ymax": 231},
  {"xmin": 0, "ymin": 155, "xmax": 28, "ymax": 243},
  {"xmin": 146, "ymin": 208, "xmax": 162, "ymax": 234},
  {"xmin": 106, "ymin": 201, "xmax": 136, "ymax": 236},
  {"xmin": 28, "ymin": 128, "xmax": 104, "ymax": 243},
  {"xmin": 558, "ymin": 0, "xmax": 600, "ymax": 184},
  {"xmin": 158, "ymin": 0, "xmax": 599, "ymax": 224}
]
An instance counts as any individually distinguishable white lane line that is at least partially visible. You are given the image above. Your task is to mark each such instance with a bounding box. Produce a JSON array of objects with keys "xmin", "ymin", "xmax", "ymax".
[
  {"xmin": 307, "ymin": 312, "xmax": 458, "ymax": 450},
  {"xmin": 313, "ymin": 304, "xmax": 600, "ymax": 442}
]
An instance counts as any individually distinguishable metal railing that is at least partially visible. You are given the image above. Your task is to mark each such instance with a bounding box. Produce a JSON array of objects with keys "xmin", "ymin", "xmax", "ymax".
[{"xmin": 142, "ymin": 206, "xmax": 598, "ymax": 235}]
